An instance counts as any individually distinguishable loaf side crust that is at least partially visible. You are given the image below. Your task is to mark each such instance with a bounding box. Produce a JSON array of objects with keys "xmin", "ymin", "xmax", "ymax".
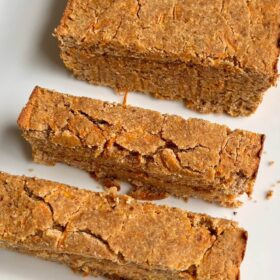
[{"xmin": 59, "ymin": 48, "xmax": 270, "ymax": 116}]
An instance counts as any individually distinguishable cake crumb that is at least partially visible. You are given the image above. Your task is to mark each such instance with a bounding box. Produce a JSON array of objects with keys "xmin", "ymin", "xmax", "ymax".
[
  {"xmin": 233, "ymin": 211, "xmax": 237, "ymax": 216},
  {"xmin": 28, "ymin": 168, "xmax": 34, "ymax": 172},
  {"xmin": 129, "ymin": 185, "xmax": 169, "ymax": 200},
  {"xmin": 263, "ymin": 151, "xmax": 267, "ymax": 154},
  {"xmin": 125, "ymin": 197, "xmax": 133, "ymax": 204},
  {"xmin": 268, "ymin": 161, "xmax": 275, "ymax": 166},
  {"xmin": 266, "ymin": 190, "xmax": 274, "ymax": 200},
  {"xmin": 106, "ymin": 186, "xmax": 119, "ymax": 195},
  {"xmin": 90, "ymin": 172, "xmax": 121, "ymax": 191},
  {"xmin": 102, "ymin": 178, "xmax": 121, "ymax": 192},
  {"xmin": 122, "ymin": 91, "xmax": 129, "ymax": 107}
]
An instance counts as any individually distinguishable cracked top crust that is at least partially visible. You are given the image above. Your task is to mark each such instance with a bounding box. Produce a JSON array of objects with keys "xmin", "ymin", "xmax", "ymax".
[
  {"xmin": 0, "ymin": 172, "xmax": 247, "ymax": 278},
  {"xmin": 55, "ymin": 0, "xmax": 280, "ymax": 77}
]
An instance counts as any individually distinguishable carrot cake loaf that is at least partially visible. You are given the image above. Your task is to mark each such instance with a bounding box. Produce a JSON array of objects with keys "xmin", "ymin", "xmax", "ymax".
[{"xmin": 55, "ymin": 0, "xmax": 280, "ymax": 116}]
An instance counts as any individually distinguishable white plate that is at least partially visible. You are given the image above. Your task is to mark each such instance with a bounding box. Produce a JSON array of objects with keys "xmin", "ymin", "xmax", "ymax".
[{"xmin": 0, "ymin": 1, "xmax": 279, "ymax": 279}]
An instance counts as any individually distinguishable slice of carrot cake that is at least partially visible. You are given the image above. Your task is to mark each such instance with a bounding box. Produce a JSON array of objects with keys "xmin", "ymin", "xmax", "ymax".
[
  {"xmin": 18, "ymin": 86, "xmax": 265, "ymax": 207},
  {"xmin": 0, "ymin": 171, "xmax": 247, "ymax": 279}
]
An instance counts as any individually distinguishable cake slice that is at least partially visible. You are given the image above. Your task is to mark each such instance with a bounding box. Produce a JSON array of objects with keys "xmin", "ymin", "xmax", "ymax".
[
  {"xmin": 0, "ymin": 171, "xmax": 247, "ymax": 280},
  {"xmin": 55, "ymin": 0, "xmax": 280, "ymax": 116},
  {"xmin": 18, "ymin": 86, "xmax": 265, "ymax": 207}
]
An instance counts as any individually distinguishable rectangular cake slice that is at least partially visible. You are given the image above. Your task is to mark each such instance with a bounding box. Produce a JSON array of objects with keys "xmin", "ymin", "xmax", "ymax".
[
  {"xmin": 18, "ymin": 86, "xmax": 265, "ymax": 207},
  {"xmin": 0, "ymin": 172, "xmax": 247, "ymax": 279},
  {"xmin": 55, "ymin": 0, "xmax": 280, "ymax": 116}
]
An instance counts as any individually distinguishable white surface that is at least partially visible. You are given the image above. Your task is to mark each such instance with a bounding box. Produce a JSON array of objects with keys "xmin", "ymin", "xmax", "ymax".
[{"xmin": 0, "ymin": 1, "xmax": 279, "ymax": 279}]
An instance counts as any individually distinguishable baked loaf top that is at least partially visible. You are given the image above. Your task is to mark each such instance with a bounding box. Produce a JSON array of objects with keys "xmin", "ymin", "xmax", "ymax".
[
  {"xmin": 56, "ymin": 0, "xmax": 280, "ymax": 77},
  {"xmin": 0, "ymin": 172, "xmax": 247, "ymax": 278}
]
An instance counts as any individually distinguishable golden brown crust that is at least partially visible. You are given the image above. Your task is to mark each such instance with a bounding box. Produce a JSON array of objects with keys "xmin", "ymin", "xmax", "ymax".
[
  {"xmin": 0, "ymin": 171, "xmax": 247, "ymax": 279},
  {"xmin": 17, "ymin": 86, "xmax": 40, "ymax": 130},
  {"xmin": 18, "ymin": 87, "xmax": 265, "ymax": 207},
  {"xmin": 54, "ymin": 0, "xmax": 280, "ymax": 116}
]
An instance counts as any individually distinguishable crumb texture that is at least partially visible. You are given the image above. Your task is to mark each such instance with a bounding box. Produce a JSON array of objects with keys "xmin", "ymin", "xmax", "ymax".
[
  {"xmin": 55, "ymin": 0, "xmax": 280, "ymax": 116},
  {"xmin": 0, "ymin": 172, "xmax": 247, "ymax": 279},
  {"xmin": 266, "ymin": 190, "xmax": 274, "ymax": 200},
  {"xmin": 18, "ymin": 87, "xmax": 264, "ymax": 207}
]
